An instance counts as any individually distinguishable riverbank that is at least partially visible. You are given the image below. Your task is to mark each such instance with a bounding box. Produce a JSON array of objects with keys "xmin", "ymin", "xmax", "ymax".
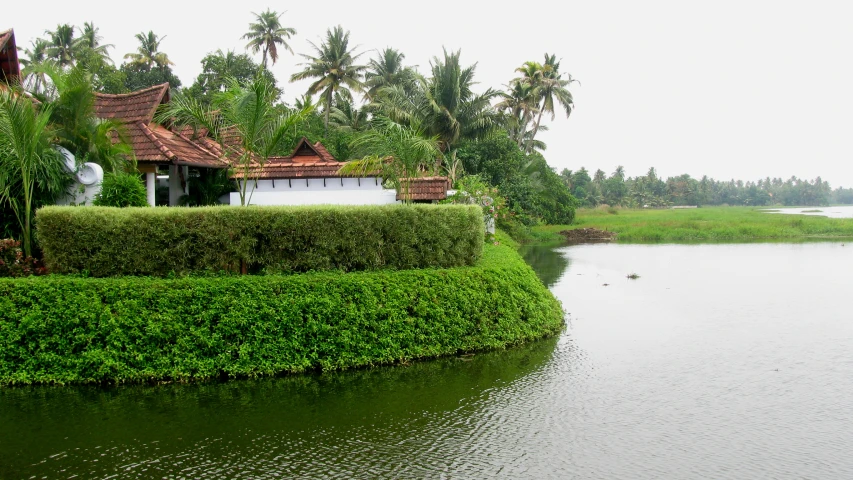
[
  {"xmin": 0, "ymin": 237, "xmax": 564, "ymax": 385},
  {"xmin": 533, "ymin": 206, "xmax": 853, "ymax": 243}
]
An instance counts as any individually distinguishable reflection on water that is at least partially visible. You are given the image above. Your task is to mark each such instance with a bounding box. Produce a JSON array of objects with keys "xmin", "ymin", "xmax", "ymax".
[
  {"xmin": 519, "ymin": 244, "xmax": 570, "ymax": 287},
  {"xmin": 0, "ymin": 338, "xmax": 559, "ymax": 479},
  {"xmin": 3, "ymin": 241, "xmax": 853, "ymax": 478}
]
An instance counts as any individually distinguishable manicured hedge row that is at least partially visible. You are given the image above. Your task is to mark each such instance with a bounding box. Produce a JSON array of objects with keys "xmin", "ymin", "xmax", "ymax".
[
  {"xmin": 36, "ymin": 204, "xmax": 484, "ymax": 277},
  {"xmin": 0, "ymin": 243, "xmax": 563, "ymax": 385}
]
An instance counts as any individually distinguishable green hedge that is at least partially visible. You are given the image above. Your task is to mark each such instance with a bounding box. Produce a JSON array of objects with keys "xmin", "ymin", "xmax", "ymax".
[
  {"xmin": 36, "ymin": 204, "xmax": 484, "ymax": 277},
  {"xmin": 0, "ymin": 243, "xmax": 564, "ymax": 385}
]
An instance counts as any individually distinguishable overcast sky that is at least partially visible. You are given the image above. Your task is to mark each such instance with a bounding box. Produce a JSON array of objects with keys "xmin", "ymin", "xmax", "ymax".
[{"xmin": 8, "ymin": 0, "xmax": 853, "ymax": 187}]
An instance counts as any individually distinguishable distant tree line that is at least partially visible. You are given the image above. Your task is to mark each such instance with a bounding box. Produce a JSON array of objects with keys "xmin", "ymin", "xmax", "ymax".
[{"xmin": 560, "ymin": 167, "xmax": 852, "ymax": 207}]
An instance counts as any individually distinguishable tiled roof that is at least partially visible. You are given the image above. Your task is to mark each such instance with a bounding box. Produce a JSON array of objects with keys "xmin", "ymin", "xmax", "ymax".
[
  {"xmin": 397, "ymin": 177, "xmax": 450, "ymax": 201},
  {"xmin": 93, "ymin": 85, "xmax": 226, "ymax": 169},
  {"xmin": 312, "ymin": 142, "xmax": 337, "ymax": 162},
  {"xmin": 230, "ymin": 138, "xmax": 358, "ymax": 179},
  {"xmin": 0, "ymin": 29, "xmax": 20, "ymax": 83},
  {"xmin": 231, "ymin": 160, "xmax": 359, "ymax": 179},
  {"xmin": 93, "ymin": 83, "xmax": 169, "ymax": 123}
]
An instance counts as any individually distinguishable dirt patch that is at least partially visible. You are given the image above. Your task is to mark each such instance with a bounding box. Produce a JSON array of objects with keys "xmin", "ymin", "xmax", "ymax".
[{"xmin": 559, "ymin": 228, "xmax": 617, "ymax": 243}]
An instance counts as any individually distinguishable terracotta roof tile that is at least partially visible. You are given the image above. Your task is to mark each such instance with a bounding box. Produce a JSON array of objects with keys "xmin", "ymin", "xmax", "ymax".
[
  {"xmin": 397, "ymin": 177, "xmax": 450, "ymax": 201},
  {"xmin": 92, "ymin": 85, "xmax": 227, "ymax": 168},
  {"xmin": 312, "ymin": 141, "xmax": 337, "ymax": 162},
  {"xmin": 231, "ymin": 161, "xmax": 358, "ymax": 179},
  {"xmin": 93, "ymin": 84, "xmax": 169, "ymax": 123},
  {"xmin": 0, "ymin": 29, "xmax": 20, "ymax": 83}
]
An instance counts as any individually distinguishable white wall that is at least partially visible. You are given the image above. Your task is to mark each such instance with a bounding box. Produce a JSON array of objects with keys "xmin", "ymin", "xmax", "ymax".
[{"xmin": 230, "ymin": 177, "xmax": 399, "ymax": 206}]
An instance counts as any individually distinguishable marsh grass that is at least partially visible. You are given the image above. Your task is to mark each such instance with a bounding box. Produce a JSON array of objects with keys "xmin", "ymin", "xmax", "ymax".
[{"xmin": 535, "ymin": 207, "xmax": 853, "ymax": 243}]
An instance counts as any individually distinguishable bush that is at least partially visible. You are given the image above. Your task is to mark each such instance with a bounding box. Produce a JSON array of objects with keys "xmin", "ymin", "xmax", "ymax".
[
  {"xmin": 0, "ymin": 239, "xmax": 43, "ymax": 277},
  {"xmin": 36, "ymin": 204, "xmax": 484, "ymax": 277},
  {"xmin": 93, "ymin": 173, "xmax": 149, "ymax": 207},
  {"xmin": 0, "ymin": 242, "xmax": 564, "ymax": 385}
]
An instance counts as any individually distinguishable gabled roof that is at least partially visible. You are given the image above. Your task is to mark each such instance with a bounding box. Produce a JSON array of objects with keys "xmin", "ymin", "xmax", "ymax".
[
  {"xmin": 286, "ymin": 137, "xmax": 338, "ymax": 163},
  {"xmin": 93, "ymin": 84, "xmax": 226, "ymax": 169},
  {"xmin": 397, "ymin": 177, "xmax": 451, "ymax": 201},
  {"xmin": 231, "ymin": 139, "xmax": 369, "ymax": 179},
  {"xmin": 93, "ymin": 83, "xmax": 169, "ymax": 123},
  {"xmin": 0, "ymin": 29, "xmax": 21, "ymax": 84}
]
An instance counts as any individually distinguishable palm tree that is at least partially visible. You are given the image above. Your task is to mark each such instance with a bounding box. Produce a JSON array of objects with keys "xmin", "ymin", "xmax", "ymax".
[
  {"xmin": 329, "ymin": 91, "xmax": 369, "ymax": 132},
  {"xmin": 364, "ymin": 48, "xmax": 416, "ymax": 99},
  {"xmin": 157, "ymin": 75, "xmax": 313, "ymax": 206},
  {"xmin": 290, "ymin": 26, "xmax": 366, "ymax": 131},
  {"xmin": 524, "ymin": 54, "xmax": 578, "ymax": 149},
  {"xmin": 0, "ymin": 88, "xmax": 66, "ymax": 257},
  {"xmin": 45, "ymin": 24, "xmax": 77, "ymax": 67},
  {"xmin": 124, "ymin": 31, "xmax": 174, "ymax": 72},
  {"xmin": 340, "ymin": 117, "xmax": 441, "ymax": 203},
  {"xmin": 20, "ymin": 39, "xmax": 50, "ymax": 93},
  {"xmin": 31, "ymin": 63, "xmax": 132, "ymax": 174},
  {"xmin": 74, "ymin": 22, "xmax": 114, "ymax": 64},
  {"xmin": 495, "ymin": 79, "xmax": 539, "ymax": 147},
  {"xmin": 242, "ymin": 9, "xmax": 296, "ymax": 68},
  {"xmin": 375, "ymin": 49, "xmax": 499, "ymax": 176}
]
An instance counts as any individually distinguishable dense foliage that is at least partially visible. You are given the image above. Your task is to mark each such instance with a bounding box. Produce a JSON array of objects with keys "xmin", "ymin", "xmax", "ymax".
[
  {"xmin": 92, "ymin": 172, "xmax": 149, "ymax": 207},
  {"xmin": 0, "ymin": 241, "xmax": 564, "ymax": 385},
  {"xmin": 37, "ymin": 205, "xmax": 484, "ymax": 277}
]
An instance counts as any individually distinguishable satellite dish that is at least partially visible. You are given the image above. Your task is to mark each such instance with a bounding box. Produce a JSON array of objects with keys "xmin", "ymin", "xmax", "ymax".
[
  {"xmin": 55, "ymin": 146, "xmax": 77, "ymax": 173},
  {"xmin": 76, "ymin": 163, "xmax": 104, "ymax": 186}
]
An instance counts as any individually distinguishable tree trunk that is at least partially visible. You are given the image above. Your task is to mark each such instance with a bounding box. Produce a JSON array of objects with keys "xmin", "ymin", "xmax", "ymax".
[
  {"xmin": 529, "ymin": 106, "xmax": 545, "ymax": 153},
  {"xmin": 324, "ymin": 89, "xmax": 332, "ymax": 134}
]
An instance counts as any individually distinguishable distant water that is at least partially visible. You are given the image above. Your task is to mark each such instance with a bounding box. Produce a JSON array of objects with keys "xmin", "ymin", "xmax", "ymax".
[
  {"xmin": 2, "ymin": 242, "xmax": 853, "ymax": 478},
  {"xmin": 764, "ymin": 205, "xmax": 853, "ymax": 218}
]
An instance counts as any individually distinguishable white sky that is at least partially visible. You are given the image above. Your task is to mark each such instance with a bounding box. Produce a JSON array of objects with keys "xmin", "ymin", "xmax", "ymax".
[{"xmin": 8, "ymin": 0, "xmax": 853, "ymax": 187}]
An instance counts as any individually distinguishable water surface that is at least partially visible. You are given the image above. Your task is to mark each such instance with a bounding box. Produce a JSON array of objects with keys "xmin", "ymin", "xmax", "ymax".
[
  {"xmin": 2, "ymin": 241, "xmax": 853, "ymax": 478},
  {"xmin": 764, "ymin": 205, "xmax": 853, "ymax": 218}
]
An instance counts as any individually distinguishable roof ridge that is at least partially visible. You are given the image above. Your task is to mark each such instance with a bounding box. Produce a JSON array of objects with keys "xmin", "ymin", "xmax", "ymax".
[
  {"xmin": 137, "ymin": 121, "xmax": 176, "ymax": 162},
  {"xmin": 93, "ymin": 83, "xmax": 169, "ymax": 99},
  {"xmin": 172, "ymin": 128, "xmax": 227, "ymax": 166}
]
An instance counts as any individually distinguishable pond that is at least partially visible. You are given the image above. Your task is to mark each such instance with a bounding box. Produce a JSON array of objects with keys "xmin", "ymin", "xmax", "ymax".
[{"xmin": 2, "ymin": 241, "xmax": 853, "ymax": 478}]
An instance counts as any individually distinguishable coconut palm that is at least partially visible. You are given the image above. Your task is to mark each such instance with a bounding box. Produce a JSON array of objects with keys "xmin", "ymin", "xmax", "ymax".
[
  {"xmin": 44, "ymin": 24, "xmax": 77, "ymax": 67},
  {"xmin": 519, "ymin": 54, "xmax": 578, "ymax": 150},
  {"xmin": 339, "ymin": 117, "xmax": 441, "ymax": 202},
  {"xmin": 375, "ymin": 49, "xmax": 499, "ymax": 176},
  {"xmin": 32, "ymin": 63, "xmax": 132, "ymax": 173},
  {"xmin": 329, "ymin": 91, "xmax": 369, "ymax": 132},
  {"xmin": 124, "ymin": 31, "xmax": 174, "ymax": 72},
  {"xmin": 364, "ymin": 48, "xmax": 416, "ymax": 99},
  {"xmin": 242, "ymin": 9, "xmax": 296, "ymax": 68},
  {"xmin": 157, "ymin": 75, "xmax": 313, "ymax": 206},
  {"xmin": 0, "ymin": 88, "xmax": 66, "ymax": 257},
  {"xmin": 495, "ymin": 79, "xmax": 539, "ymax": 147},
  {"xmin": 290, "ymin": 26, "xmax": 366, "ymax": 131},
  {"xmin": 74, "ymin": 22, "xmax": 114, "ymax": 64},
  {"xmin": 20, "ymin": 39, "xmax": 50, "ymax": 93}
]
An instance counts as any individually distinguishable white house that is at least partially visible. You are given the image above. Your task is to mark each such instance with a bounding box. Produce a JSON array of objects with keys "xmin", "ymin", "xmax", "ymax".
[{"xmin": 230, "ymin": 139, "xmax": 449, "ymax": 206}]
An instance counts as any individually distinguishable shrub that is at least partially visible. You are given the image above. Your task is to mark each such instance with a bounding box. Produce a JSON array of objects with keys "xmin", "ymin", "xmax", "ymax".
[
  {"xmin": 93, "ymin": 172, "xmax": 149, "ymax": 207},
  {"xmin": 36, "ymin": 204, "xmax": 484, "ymax": 277},
  {"xmin": 0, "ymin": 239, "xmax": 43, "ymax": 277},
  {"xmin": 0, "ymin": 242, "xmax": 564, "ymax": 385}
]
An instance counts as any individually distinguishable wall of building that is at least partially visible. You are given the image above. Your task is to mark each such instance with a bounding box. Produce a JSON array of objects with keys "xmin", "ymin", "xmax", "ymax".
[{"xmin": 231, "ymin": 177, "xmax": 398, "ymax": 206}]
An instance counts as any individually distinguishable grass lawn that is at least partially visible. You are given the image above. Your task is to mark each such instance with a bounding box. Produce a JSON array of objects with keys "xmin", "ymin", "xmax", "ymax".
[{"xmin": 533, "ymin": 206, "xmax": 853, "ymax": 242}]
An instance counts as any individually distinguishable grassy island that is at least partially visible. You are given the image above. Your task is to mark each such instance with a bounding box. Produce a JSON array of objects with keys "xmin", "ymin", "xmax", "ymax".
[
  {"xmin": 533, "ymin": 207, "xmax": 853, "ymax": 243},
  {"xmin": 0, "ymin": 237, "xmax": 564, "ymax": 385}
]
